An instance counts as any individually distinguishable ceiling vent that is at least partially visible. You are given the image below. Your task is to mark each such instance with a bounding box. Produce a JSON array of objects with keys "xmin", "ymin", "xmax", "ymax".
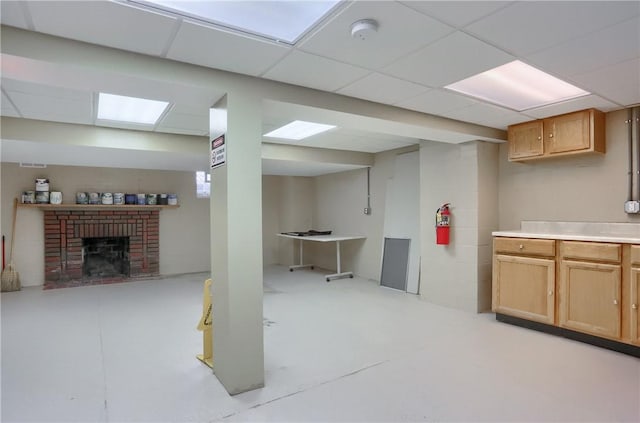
[{"xmin": 20, "ymin": 163, "xmax": 47, "ymax": 168}]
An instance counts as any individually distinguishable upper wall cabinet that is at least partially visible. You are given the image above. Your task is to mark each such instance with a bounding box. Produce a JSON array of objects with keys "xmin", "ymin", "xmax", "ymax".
[{"xmin": 507, "ymin": 109, "xmax": 605, "ymax": 162}]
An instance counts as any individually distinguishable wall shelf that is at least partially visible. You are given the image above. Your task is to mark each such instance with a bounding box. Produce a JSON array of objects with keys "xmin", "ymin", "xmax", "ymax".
[{"xmin": 18, "ymin": 203, "xmax": 180, "ymax": 210}]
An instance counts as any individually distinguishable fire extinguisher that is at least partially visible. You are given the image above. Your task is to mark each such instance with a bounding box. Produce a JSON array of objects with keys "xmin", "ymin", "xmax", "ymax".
[{"xmin": 435, "ymin": 203, "xmax": 451, "ymax": 245}]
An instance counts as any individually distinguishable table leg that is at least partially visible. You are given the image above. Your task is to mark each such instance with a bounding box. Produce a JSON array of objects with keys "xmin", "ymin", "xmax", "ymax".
[
  {"xmin": 325, "ymin": 240, "xmax": 354, "ymax": 281},
  {"xmin": 288, "ymin": 239, "xmax": 314, "ymax": 272}
]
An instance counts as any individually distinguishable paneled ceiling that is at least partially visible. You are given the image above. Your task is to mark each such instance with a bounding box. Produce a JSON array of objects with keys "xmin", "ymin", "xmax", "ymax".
[{"xmin": 1, "ymin": 0, "xmax": 639, "ymax": 174}]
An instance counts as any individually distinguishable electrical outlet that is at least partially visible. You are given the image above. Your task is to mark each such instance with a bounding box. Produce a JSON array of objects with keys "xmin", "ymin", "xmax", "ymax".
[
  {"xmin": 364, "ymin": 207, "xmax": 371, "ymax": 215},
  {"xmin": 624, "ymin": 201, "xmax": 640, "ymax": 214}
]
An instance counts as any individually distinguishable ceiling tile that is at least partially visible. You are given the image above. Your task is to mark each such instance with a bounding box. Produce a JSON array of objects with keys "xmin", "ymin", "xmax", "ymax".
[
  {"xmin": 523, "ymin": 95, "xmax": 622, "ymax": 119},
  {"xmin": 441, "ymin": 103, "xmax": 532, "ymax": 130},
  {"xmin": 466, "ymin": 1, "xmax": 640, "ymax": 55},
  {"xmin": 27, "ymin": 1, "xmax": 178, "ymax": 56},
  {"xmin": 2, "ymin": 79, "xmax": 96, "ymax": 123},
  {"xmin": 337, "ymin": 73, "xmax": 430, "ymax": 105},
  {"xmin": 570, "ymin": 58, "xmax": 640, "ymax": 107},
  {"xmin": 299, "ymin": 1, "xmax": 453, "ymax": 70},
  {"xmin": 395, "ymin": 89, "xmax": 479, "ymax": 115},
  {"xmin": 158, "ymin": 110, "xmax": 208, "ymax": 133},
  {"xmin": 168, "ymin": 103, "xmax": 210, "ymax": 117},
  {"xmin": 295, "ymin": 132, "xmax": 357, "ymax": 150},
  {"xmin": 0, "ymin": 1, "xmax": 29, "ymax": 29},
  {"xmin": 401, "ymin": 1, "xmax": 511, "ymax": 28},
  {"xmin": 383, "ymin": 31, "xmax": 514, "ymax": 87},
  {"xmin": 167, "ymin": 20, "xmax": 291, "ymax": 77},
  {"xmin": 362, "ymin": 131, "xmax": 416, "ymax": 143},
  {"xmin": 2, "ymin": 78, "xmax": 89, "ymax": 100},
  {"xmin": 262, "ymin": 159, "xmax": 364, "ymax": 177},
  {"xmin": 527, "ymin": 17, "xmax": 640, "ymax": 78},
  {"xmin": 1, "ymin": 91, "xmax": 20, "ymax": 117},
  {"xmin": 11, "ymin": 91, "xmax": 93, "ymax": 125},
  {"xmin": 263, "ymin": 51, "xmax": 370, "ymax": 92},
  {"xmin": 353, "ymin": 138, "xmax": 416, "ymax": 153},
  {"xmin": 293, "ymin": 131, "xmax": 416, "ymax": 153}
]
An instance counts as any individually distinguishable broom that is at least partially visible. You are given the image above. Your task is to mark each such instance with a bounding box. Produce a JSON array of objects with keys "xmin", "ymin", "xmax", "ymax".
[{"xmin": 1, "ymin": 198, "xmax": 21, "ymax": 292}]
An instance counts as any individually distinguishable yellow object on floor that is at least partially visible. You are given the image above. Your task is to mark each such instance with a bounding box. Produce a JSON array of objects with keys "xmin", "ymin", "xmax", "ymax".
[{"xmin": 196, "ymin": 278, "xmax": 213, "ymax": 369}]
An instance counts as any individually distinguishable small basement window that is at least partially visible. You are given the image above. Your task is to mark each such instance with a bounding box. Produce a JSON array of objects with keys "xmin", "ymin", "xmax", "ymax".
[{"xmin": 196, "ymin": 171, "xmax": 211, "ymax": 199}]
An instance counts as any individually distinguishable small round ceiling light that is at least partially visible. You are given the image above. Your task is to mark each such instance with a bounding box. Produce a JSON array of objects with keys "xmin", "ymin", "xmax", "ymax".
[{"xmin": 350, "ymin": 19, "xmax": 378, "ymax": 41}]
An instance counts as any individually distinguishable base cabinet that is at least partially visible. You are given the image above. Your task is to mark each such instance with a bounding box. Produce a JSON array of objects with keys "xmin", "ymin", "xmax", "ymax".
[
  {"xmin": 493, "ymin": 237, "xmax": 640, "ymax": 355},
  {"xmin": 493, "ymin": 255, "xmax": 555, "ymax": 324},
  {"xmin": 559, "ymin": 260, "xmax": 621, "ymax": 339},
  {"xmin": 630, "ymin": 268, "xmax": 640, "ymax": 345}
]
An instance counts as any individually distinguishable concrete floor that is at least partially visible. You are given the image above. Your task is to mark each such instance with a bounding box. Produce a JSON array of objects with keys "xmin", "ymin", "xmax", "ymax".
[{"xmin": 2, "ymin": 265, "xmax": 639, "ymax": 422}]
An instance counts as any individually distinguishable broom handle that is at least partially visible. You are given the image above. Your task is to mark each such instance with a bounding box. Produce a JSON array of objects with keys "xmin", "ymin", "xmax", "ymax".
[{"xmin": 9, "ymin": 198, "xmax": 17, "ymax": 262}]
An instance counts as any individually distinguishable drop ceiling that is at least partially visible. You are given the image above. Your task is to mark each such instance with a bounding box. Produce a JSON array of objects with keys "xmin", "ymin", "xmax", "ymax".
[{"xmin": 1, "ymin": 0, "xmax": 639, "ymax": 175}]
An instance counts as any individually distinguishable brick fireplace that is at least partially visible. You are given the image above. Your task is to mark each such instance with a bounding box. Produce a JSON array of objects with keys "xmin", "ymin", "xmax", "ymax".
[{"xmin": 44, "ymin": 209, "xmax": 159, "ymax": 288}]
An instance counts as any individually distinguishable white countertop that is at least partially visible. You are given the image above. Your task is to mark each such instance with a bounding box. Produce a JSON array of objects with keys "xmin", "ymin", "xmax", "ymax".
[
  {"xmin": 493, "ymin": 221, "xmax": 640, "ymax": 244},
  {"xmin": 491, "ymin": 230, "xmax": 640, "ymax": 244}
]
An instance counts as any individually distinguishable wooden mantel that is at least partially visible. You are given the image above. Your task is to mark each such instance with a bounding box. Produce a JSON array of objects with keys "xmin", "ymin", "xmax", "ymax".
[{"xmin": 18, "ymin": 203, "xmax": 179, "ymax": 211}]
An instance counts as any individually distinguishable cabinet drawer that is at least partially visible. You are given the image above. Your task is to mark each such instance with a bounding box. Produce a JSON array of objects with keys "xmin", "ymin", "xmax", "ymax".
[
  {"xmin": 631, "ymin": 245, "xmax": 640, "ymax": 267},
  {"xmin": 561, "ymin": 241, "xmax": 621, "ymax": 263},
  {"xmin": 494, "ymin": 237, "xmax": 555, "ymax": 257}
]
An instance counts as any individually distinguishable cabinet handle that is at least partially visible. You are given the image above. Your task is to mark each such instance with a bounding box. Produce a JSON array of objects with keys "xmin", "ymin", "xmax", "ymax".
[
  {"xmin": 613, "ymin": 299, "xmax": 619, "ymax": 305},
  {"xmin": 633, "ymin": 304, "xmax": 638, "ymax": 310},
  {"xmin": 537, "ymin": 136, "xmax": 542, "ymax": 140},
  {"xmin": 518, "ymin": 244, "xmax": 523, "ymax": 250},
  {"xmin": 548, "ymin": 290, "xmax": 553, "ymax": 296},
  {"xmin": 549, "ymin": 133, "xmax": 554, "ymax": 138}
]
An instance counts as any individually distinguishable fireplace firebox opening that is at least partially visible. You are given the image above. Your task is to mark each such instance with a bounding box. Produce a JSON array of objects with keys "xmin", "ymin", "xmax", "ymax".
[{"xmin": 82, "ymin": 237, "xmax": 130, "ymax": 279}]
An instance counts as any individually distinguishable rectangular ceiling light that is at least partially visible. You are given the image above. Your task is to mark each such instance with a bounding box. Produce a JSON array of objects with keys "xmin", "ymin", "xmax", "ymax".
[
  {"xmin": 135, "ymin": 0, "xmax": 341, "ymax": 44},
  {"xmin": 445, "ymin": 60, "xmax": 590, "ymax": 111},
  {"xmin": 97, "ymin": 93, "xmax": 169, "ymax": 125},
  {"xmin": 264, "ymin": 120, "xmax": 336, "ymax": 140}
]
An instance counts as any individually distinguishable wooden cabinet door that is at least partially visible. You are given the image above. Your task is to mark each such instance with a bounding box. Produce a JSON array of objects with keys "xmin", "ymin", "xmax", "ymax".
[
  {"xmin": 559, "ymin": 260, "xmax": 621, "ymax": 338},
  {"xmin": 545, "ymin": 110, "xmax": 590, "ymax": 154},
  {"xmin": 507, "ymin": 120, "xmax": 544, "ymax": 160},
  {"xmin": 631, "ymin": 268, "xmax": 640, "ymax": 345},
  {"xmin": 493, "ymin": 255, "xmax": 555, "ymax": 324}
]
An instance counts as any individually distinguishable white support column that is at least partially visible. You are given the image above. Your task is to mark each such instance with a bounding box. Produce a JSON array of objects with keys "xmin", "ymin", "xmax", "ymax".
[{"xmin": 210, "ymin": 92, "xmax": 264, "ymax": 395}]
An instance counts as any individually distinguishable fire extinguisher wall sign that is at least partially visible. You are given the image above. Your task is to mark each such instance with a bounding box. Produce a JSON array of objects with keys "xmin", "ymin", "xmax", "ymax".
[{"xmin": 435, "ymin": 203, "xmax": 451, "ymax": 245}]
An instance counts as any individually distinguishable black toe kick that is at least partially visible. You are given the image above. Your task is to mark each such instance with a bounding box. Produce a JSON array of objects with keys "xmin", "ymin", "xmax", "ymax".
[{"xmin": 496, "ymin": 313, "xmax": 640, "ymax": 358}]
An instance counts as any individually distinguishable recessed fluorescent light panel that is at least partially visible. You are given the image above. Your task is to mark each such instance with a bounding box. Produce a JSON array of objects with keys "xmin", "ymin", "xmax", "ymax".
[
  {"xmin": 264, "ymin": 120, "xmax": 336, "ymax": 140},
  {"xmin": 97, "ymin": 93, "xmax": 169, "ymax": 125},
  {"xmin": 135, "ymin": 0, "xmax": 341, "ymax": 44},
  {"xmin": 445, "ymin": 60, "xmax": 589, "ymax": 111}
]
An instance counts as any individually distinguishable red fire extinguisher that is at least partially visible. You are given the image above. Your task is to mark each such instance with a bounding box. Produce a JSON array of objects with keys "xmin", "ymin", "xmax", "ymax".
[{"xmin": 436, "ymin": 203, "xmax": 451, "ymax": 245}]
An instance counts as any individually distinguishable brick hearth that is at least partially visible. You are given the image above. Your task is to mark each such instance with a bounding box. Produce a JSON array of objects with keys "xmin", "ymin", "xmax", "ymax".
[{"xmin": 44, "ymin": 210, "xmax": 159, "ymax": 288}]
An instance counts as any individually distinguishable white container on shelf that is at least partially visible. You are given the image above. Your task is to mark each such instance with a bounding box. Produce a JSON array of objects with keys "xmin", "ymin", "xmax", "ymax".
[
  {"xmin": 101, "ymin": 193, "xmax": 113, "ymax": 205},
  {"xmin": 50, "ymin": 192, "xmax": 62, "ymax": 204},
  {"xmin": 35, "ymin": 178, "xmax": 49, "ymax": 192}
]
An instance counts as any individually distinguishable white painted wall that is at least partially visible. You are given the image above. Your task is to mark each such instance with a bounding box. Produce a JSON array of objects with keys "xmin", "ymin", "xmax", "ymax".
[
  {"xmin": 0, "ymin": 163, "xmax": 211, "ymax": 287},
  {"xmin": 499, "ymin": 109, "xmax": 639, "ymax": 228},
  {"xmin": 419, "ymin": 140, "xmax": 499, "ymax": 313},
  {"xmin": 312, "ymin": 146, "xmax": 418, "ymax": 281},
  {"xmin": 382, "ymin": 151, "xmax": 420, "ymax": 293},
  {"xmin": 262, "ymin": 176, "xmax": 282, "ymax": 265},
  {"xmin": 477, "ymin": 142, "xmax": 499, "ymax": 312},
  {"xmin": 276, "ymin": 176, "xmax": 315, "ymax": 266}
]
